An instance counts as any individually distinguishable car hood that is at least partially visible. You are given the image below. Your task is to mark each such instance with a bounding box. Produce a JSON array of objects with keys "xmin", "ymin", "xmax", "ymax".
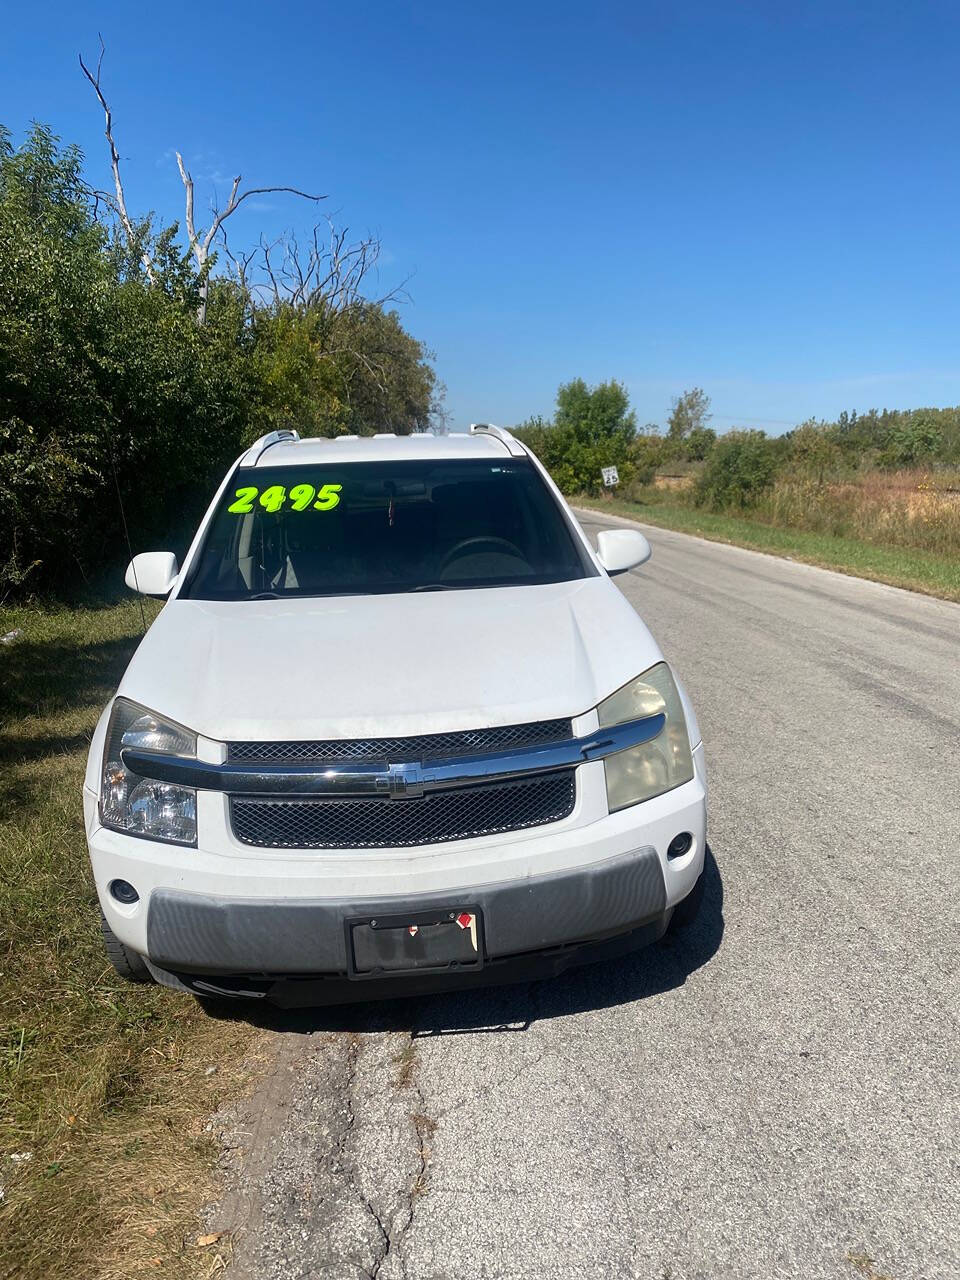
[{"xmin": 117, "ymin": 578, "xmax": 663, "ymax": 742}]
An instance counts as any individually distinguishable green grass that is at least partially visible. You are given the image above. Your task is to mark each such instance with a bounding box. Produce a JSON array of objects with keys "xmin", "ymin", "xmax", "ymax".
[
  {"xmin": 577, "ymin": 495, "xmax": 960, "ymax": 602},
  {"xmin": 0, "ymin": 598, "xmax": 263, "ymax": 1280}
]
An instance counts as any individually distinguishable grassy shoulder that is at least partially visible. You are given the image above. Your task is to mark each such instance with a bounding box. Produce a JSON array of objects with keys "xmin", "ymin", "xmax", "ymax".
[
  {"xmin": 0, "ymin": 598, "xmax": 264, "ymax": 1280},
  {"xmin": 576, "ymin": 495, "xmax": 960, "ymax": 602}
]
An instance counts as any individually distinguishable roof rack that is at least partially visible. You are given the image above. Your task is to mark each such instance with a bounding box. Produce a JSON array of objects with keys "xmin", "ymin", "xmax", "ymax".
[
  {"xmin": 242, "ymin": 429, "xmax": 301, "ymax": 465},
  {"xmin": 469, "ymin": 423, "xmax": 525, "ymax": 457}
]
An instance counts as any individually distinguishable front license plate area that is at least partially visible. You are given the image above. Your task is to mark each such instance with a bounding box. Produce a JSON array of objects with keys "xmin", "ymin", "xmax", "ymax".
[{"xmin": 347, "ymin": 908, "xmax": 483, "ymax": 979}]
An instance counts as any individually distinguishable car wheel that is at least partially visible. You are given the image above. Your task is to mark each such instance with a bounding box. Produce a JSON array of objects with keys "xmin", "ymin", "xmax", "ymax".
[
  {"xmin": 99, "ymin": 910, "xmax": 153, "ymax": 983},
  {"xmin": 668, "ymin": 869, "xmax": 705, "ymax": 932}
]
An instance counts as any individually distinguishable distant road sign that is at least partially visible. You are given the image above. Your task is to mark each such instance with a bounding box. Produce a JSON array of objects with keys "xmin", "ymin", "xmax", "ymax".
[{"xmin": 601, "ymin": 466, "xmax": 619, "ymax": 487}]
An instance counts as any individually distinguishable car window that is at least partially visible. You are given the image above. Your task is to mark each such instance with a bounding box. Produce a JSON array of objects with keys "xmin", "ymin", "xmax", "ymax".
[{"xmin": 181, "ymin": 457, "xmax": 594, "ymax": 599}]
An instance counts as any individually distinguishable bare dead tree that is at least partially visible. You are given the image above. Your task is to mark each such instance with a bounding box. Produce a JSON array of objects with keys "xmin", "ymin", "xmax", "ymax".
[
  {"xmin": 80, "ymin": 38, "xmax": 325, "ymax": 320},
  {"xmin": 73, "ymin": 41, "xmax": 436, "ymax": 430},
  {"xmin": 78, "ymin": 38, "xmax": 155, "ymax": 283},
  {"xmin": 176, "ymin": 155, "xmax": 325, "ymax": 322}
]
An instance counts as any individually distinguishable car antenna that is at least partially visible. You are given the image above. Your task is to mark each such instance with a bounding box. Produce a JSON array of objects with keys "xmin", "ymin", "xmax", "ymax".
[{"xmin": 110, "ymin": 452, "xmax": 147, "ymax": 636}]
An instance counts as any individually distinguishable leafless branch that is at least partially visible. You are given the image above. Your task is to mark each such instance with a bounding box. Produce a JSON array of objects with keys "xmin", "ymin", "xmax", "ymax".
[
  {"xmin": 176, "ymin": 152, "xmax": 197, "ymax": 252},
  {"xmin": 248, "ymin": 216, "xmax": 409, "ymax": 317},
  {"xmin": 79, "ymin": 37, "xmax": 155, "ymax": 283},
  {"xmin": 175, "ymin": 153, "xmax": 324, "ymax": 322},
  {"xmin": 218, "ymin": 226, "xmax": 259, "ymax": 291},
  {"xmin": 76, "ymin": 177, "xmax": 119, "ymax": 224},
  {"xmin": 204, "ymin": 184, "xmax": 323, "ymax": 256},
  {"xmin": 259, "ymin": 234, "xmax": 285, "ymax": 306}
]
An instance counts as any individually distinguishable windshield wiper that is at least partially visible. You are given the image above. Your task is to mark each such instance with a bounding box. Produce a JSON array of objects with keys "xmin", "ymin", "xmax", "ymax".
[{"xmin": 409, "ymin": 583, "xmax": 451, "ymax": 592}]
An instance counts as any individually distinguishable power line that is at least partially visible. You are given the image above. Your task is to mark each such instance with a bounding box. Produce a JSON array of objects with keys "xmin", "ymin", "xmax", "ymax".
[{"xmin": 708, "ymin": 414, "xmax": 799, "ymax": 426}]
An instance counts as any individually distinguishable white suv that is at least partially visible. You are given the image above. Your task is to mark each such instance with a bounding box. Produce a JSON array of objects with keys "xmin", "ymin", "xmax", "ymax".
[{"xmin": 84, "ymin": 425, "xmax": 707, "ymax": 1006}]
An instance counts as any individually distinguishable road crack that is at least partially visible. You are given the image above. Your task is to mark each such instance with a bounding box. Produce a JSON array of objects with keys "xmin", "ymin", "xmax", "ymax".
[
  {"xmin": 338, "ymin": 1033, "xmax": 433, "ymax": 1280},
  {"xmin": 205, "ymin": 1026, "xmax": 436, "ymax": 1280}
]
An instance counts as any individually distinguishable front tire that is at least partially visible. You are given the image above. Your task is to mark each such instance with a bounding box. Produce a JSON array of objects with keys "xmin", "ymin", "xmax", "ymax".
[{"xmin": 99, "ymin": 910, "xmax": 153, "ymax": 983}]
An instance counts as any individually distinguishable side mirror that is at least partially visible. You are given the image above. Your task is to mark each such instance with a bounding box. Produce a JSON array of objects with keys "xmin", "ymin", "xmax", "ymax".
[
  {"xmin": 125, "ymin": 551, "xmax": 179, "ymax": 597},
  {"xmin": 596, "ymin": 528, "xmax": 651, "ymax": 576}
]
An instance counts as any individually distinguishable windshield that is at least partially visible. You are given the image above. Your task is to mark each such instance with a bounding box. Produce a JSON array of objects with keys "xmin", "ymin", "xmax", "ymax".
[{"xmin": 181, "ymin": 457, "xmax": 594, "ymax": 600}]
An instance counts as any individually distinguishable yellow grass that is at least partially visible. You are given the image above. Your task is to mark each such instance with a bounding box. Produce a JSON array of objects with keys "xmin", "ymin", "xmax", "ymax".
[
  {"xmin": 758, "ymin": 467, "xmax": 960, "ymax": 556},
  {"xmin": 0, "ymin": 598, "xmax": 265, "ymax": 1280}
]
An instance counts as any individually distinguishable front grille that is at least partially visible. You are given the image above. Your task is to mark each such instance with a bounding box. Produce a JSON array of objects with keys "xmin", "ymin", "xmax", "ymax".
[
  {"xmin": 230, "ymin": 770, "xmax": 576, "ymax": 849},
  {"xmin": 227, "ymin": 717, "xmax": 573, "ymax": 765}
]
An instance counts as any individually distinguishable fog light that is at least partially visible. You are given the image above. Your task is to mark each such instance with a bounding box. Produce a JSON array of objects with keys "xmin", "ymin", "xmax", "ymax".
[
  {"xmin": 667, "ymin": 832, "xmax": 693, "ymax": 860},
  {"xmin": 109, "ymin": 879, "xmax": 139, "ymax": 905}
]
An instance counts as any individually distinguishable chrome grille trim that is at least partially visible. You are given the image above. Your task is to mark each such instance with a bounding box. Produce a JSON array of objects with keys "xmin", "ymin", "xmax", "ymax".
[{"xmin": 120, "ymin": 712, "xmax": 666, "ymax": 799}]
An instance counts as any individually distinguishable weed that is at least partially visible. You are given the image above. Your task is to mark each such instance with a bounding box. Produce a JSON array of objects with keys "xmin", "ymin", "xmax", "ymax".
[{"xmin": 846, "ymin": 1248, "xmax": 893, "ymax": 1280}]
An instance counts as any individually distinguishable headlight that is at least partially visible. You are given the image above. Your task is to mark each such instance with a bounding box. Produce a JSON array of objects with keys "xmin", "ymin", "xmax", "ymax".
[
  {"xmin": 598, "ymin": 663, "xmax": 694, "ymax": 811},
  {"xmin": 100, "ymin": 698, "xmax": 198, "ymax": 845}
]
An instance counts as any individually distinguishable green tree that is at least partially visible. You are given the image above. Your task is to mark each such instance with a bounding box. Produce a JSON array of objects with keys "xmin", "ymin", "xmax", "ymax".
[
  {"xmin": 0, "ymin": 124, "xmax": 249, "ymax": 588},
  {"xmin": 250, "ymin": 301, "xmax": 437, "ymax": 436},
  {"xmin": 831, "ymin": 405, "xmax": 959, "ymax": 466},
  {"xmin": 667, "ymin": 387, "xmax": 711, "ymax": 442},
  {"xmin": 514, "ymin": 379, "xmax": 637, "ymax": 494},
  {"xmin": 553, "ymin": 378, "xmax": 636, "ymax": 441},
  {"xmin": 880, "ymin": 414, "xmax": 942, "ymax": 467},
  {"xmin": 0, "ymin": 123, "xmax": 441, "ymax": 595}
]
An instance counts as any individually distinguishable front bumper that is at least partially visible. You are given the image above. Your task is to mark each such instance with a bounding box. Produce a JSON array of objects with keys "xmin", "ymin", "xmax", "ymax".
[
  {"xmin": 147, "ymin": 910, "xmax": 673, "ymax": 1007},
  {"xmin": 148, "ymin": 842, "xmax": 665, "ymax": 970},
  {"xmin": 85, "ymin": 744, "xmax": 706, "ymax": 997}
]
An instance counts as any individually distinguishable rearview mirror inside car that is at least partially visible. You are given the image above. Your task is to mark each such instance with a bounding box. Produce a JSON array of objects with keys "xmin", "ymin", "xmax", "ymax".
[
  {"xmin": 595, "ymin": 528, "xmax": 651, "ymax": 575},
  {"xmin": 124, "ymin": 551, "xmax": 180, "ymax": 597}
]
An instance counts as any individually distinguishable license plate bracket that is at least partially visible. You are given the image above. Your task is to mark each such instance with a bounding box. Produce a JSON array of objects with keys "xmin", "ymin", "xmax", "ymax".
[{"xmin": 346, "ymin": 907, "xmax": 484, "ymax": 979}]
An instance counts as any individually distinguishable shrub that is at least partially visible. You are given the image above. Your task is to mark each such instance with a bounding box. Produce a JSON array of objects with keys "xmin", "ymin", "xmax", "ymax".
[
  {"xmin": 684, "ymin": 425, "xmax": 717, "ymax": 461},
  {"xmin": 786, "ymin": 420, "xmax": 844, "ymax": 483},
  {"xmin": 694, "ymin": 430, "xmax": 780, "ymax": 510},
  {"xmin": 629, "ymin": 432, "xmax": 666, "ymax": 485}
]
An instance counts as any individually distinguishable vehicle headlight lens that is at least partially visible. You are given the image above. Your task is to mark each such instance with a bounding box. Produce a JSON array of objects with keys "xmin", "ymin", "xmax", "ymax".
[
  {"xmin": 598, "ymin": 663, "xmax": 694, "ymax": 811},
  {"xmin": 100, "ymin": 699, "xmax": 198, "ymax": 845}
]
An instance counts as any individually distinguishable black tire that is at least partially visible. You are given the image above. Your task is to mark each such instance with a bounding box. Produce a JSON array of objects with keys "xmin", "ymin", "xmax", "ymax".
[
  {"xmin": 99, "ymin": 910, "xmax": 153, "ymax": 983},
  {"xmin": 668, "ymin": 868, "xmax": 705, "ymax": 933}
]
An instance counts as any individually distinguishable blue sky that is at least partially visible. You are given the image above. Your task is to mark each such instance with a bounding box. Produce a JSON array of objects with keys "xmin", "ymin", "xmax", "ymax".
[{"xmin": 3, "ymin": 1, "xmax": 959, "ymax": 432}]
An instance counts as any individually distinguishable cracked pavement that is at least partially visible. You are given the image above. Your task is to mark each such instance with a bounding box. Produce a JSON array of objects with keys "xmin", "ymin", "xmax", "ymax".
[{"xmin": 206, "ymin": 516, "xmax": 960, "ymax": 1280}]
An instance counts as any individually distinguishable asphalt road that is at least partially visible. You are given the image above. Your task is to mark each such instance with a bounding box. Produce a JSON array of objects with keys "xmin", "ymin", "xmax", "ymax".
[{"xmin": 209, "ymin": 514, "xmax": 960, "ymax": 1280}]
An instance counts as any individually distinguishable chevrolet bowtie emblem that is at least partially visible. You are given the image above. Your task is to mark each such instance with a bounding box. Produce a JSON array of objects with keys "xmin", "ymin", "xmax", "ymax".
[{"xmin": 375, "ymin": 762, "xmax": 426, "ymax": 799}]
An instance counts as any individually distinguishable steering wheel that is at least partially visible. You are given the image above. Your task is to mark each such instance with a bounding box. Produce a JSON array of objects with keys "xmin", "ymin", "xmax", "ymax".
[{"xmin": 439, "ymin": 536, "xmax": 526, "ymax": 573}]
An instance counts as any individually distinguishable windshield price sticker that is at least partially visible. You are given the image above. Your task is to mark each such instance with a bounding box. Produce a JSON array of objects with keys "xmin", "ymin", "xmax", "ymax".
[{"xmin": 227, "ymin": 483, "xmax": 342, "ymax": 514}]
